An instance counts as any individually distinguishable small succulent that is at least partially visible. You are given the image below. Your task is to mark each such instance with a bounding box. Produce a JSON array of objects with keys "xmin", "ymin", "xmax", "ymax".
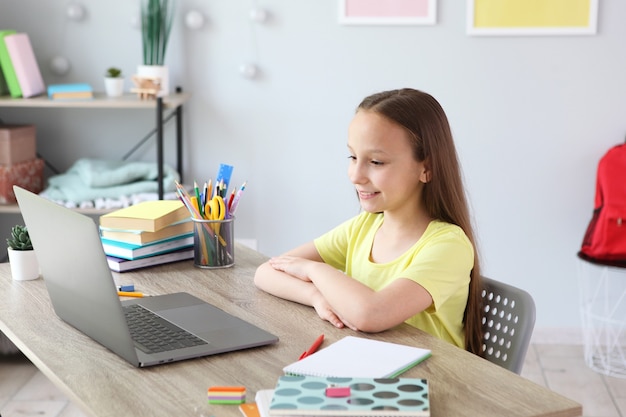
[
  {"xmin": 6, "ymin": 225, "xmax": 33, "ymax": 251},
  {"xmin": 106, "ymin": 67, "xmax": 122, "ymax": 78}
]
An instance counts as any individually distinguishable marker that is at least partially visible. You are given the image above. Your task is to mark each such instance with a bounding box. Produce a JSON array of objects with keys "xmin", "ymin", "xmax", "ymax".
[
  {"xmin": 118, "ymin": 291, "xmax": 144, "ymax": 298},
  {"xmin": 202, "ymin": 181, "xmax": 208, "ymax": 207},
  {"xmin": 117, "ymin": 284, "xmax": 134, "ymax": 292},
  {"xmin": 299, "ymin": 334, "xmax": 324, "ymax": 360},
  {"xmin": 227, "ymin": 189, "xmax": 235, "ymax": 213}
]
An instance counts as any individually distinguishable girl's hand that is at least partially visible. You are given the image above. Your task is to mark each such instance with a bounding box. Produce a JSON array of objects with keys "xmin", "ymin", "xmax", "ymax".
[
  {"xmin": 311, "ymin": 292, "xmax": 346, "ymax": 329},
  {"xmin": 268, "ymin": 255, "xmax": 315, "ymax": 282},
  {"xmin": 310, "ymin": 292, "xmax": 359, "ymax": 331}
]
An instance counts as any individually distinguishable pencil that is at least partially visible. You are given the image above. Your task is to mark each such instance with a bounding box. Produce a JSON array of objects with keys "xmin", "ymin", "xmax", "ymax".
[
  {"xmin": 118, "ymin": 291, "xmax": 143, "ymax": 298},
  {"xmin": 194, "ymin": 181, "xmax": 203, "ymax": 217}
]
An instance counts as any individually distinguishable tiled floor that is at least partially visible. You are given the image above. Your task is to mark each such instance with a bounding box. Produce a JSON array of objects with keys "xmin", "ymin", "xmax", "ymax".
[{"xmin": 0, "ymin": 344, "xmax": 625, "ymax": 417}]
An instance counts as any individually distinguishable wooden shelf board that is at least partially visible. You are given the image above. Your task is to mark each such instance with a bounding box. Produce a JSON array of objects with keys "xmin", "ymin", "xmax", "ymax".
[
  {"xmin": 0, "ymin": 92, "xmax": 190, "ymax": 109},
  {"xmin": 0, "ymin": 203, "xmax": 111, "ymax": 216}
]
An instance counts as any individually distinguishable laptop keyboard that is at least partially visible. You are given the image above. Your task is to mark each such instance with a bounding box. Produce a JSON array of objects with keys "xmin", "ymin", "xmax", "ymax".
[{"xmin": 123, "ymin": 304, "xmax": 208, "ymax": 354}]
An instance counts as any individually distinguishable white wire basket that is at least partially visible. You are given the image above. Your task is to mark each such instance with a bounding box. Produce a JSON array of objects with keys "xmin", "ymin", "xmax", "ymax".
[{"xmin": 578, "ymin": 258, "xmax": 626, "ymax": 378}]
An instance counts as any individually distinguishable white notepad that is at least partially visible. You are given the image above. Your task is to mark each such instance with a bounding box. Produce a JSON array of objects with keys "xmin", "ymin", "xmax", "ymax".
[{"xmin": 282, "ymin": 336, "xmax": 431, "ymax": 378}]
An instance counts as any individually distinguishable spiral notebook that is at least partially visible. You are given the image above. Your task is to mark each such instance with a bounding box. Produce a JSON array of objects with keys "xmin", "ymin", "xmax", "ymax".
[
  {"xmin": 282, "ymin": 336, "xmax": 431, "ymax": 378},
  {"xmin": 269, "ymin": 375, "xmax": 430, "ymax": 417}
]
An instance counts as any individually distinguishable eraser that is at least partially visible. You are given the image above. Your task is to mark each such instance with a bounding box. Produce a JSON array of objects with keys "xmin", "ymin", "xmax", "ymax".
[
  {"xmin": 325, "ymin": 386, "xmax": 350, "ymax": 397},
  {"xmin": 208, "ymin": 386, "xmax": 246, "ymax": 393},
  {"xmin": 118, "ymin": 284, "xmax": 134, "ymax": 292},
  {"xmin": 208, "ymin": 386, "xmax": 246, "ymax": 405}
]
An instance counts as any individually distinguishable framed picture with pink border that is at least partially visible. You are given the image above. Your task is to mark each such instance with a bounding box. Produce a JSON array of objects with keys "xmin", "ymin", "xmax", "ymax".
[{"xmin": 338, "ymin": 0, "xmax": 437, "ymax": 25}]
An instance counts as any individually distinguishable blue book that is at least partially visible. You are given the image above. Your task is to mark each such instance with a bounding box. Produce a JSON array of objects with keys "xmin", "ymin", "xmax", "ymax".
[
  {"xmin": 100, "ymin": 233, "xmax": 193, "ymax": 260},
  {"xmin": 47, "ymin": 83, "xmax": 92, "ymax": 94},
  {"xmin": 269, "ymin": 375, "xmax": 430, "ymax": 416}
]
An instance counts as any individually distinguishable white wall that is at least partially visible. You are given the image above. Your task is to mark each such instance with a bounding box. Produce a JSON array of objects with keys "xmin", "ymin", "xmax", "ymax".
[{"xmin": 2, "ymin": 1, "xmax": 624, "ymax": 334}]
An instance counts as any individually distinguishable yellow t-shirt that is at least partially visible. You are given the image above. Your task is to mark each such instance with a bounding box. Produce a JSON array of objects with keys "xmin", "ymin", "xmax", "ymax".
[{"xmin": 314, "ymin": 212, "xmax": 474, "ymax": 348}]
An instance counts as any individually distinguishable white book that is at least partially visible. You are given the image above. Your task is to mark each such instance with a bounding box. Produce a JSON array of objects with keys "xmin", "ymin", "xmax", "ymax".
[
  {"xmin": 255, "ymin": 389, "xmax": 274, "ymax": 417},
  {"xmin": 106, "ymin": 248, "xmax": 193, "ymax": 272},
  {"xmin": 282, "ymin": 336, "xmax": 431, "ymax": 378}
]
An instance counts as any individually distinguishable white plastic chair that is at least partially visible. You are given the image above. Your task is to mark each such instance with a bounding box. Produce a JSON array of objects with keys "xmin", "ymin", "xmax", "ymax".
[{"xmin": 481, "ymin": 277, "xmax": 536, "ymax": 374}]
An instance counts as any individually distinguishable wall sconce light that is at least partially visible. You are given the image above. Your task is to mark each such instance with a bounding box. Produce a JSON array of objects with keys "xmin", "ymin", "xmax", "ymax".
[
  {"xmin": 66, "ymin": 2, "xmax": 86, "ymax": 21},
  {"xmin": 249, "ymin": 8, "xmax": 269, "ymax": 24},
  {"xmin": 185, "ymin": 10, "xmax": 205, "ymax": 30},
  {"xmin": 50, "ymin": 56, "xmax": 71, "ymax": 75},
  {"xmin": 239, "ymin": 63, "xmax": 259, "ymax": 79},
  {"xmin": 130, "ymin": 12, "xmax": 141, "ymax": 30}
]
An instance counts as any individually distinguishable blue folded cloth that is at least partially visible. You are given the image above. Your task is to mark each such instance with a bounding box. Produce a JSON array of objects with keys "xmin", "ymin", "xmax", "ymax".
[{"xmin": 41, "ymin": 158, "xmax": 179, "ymax": 203}]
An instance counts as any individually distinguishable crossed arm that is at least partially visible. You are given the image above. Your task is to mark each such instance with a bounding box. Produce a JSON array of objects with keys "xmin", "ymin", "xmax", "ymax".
[{"xmin": 253, "ymin": 242, "xmax": 433, "ymax": 332}]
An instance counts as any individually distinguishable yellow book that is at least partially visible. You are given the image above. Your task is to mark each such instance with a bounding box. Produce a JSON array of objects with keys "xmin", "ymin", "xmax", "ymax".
[
  {"xmin": 100, "ymin": 219, "xmax": 193, "ymax": 245},
  {"xmin": 51, "ymin": 91, "xmax": 94, "ymax": 100},
  {"xmin": 99, "ymin": 200, "xmax": 189, "ymax": 232}
]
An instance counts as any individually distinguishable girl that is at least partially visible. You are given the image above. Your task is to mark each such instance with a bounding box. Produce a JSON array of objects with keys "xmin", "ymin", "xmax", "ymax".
[{"xmin": 254, "ymin": 88, "xmax": 483, "ymax": 355}]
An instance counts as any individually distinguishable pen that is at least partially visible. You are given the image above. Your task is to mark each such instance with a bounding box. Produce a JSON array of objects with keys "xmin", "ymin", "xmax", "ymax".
[
  {"xmin": 299, "ymin": 334, "xmax": 324, "ymax": 360},
  {"xmin": 118, "ymin": 291, "xmax": 144, "ymax": 298},
  {"xmin": 229, "ymin": 181, "xmax": 247, "ymax": 216},
  {"xmin": 202, "ymin": 181, "xmax": 208, "ymax": 207}
]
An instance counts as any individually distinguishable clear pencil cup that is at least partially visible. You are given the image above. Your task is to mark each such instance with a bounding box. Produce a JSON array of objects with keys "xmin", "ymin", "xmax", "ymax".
[{"xmin": 191, "ymin": 217, "xmax": 235, "ymax": 268}]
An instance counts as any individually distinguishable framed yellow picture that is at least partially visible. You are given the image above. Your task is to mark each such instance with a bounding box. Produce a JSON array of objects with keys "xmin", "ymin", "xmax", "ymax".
[
  {"xmin": 339, "ymin": 0, "xmax": 437, "ymax": 25},
  {"xmin": 467, "ymin": 0, "xmax": 598, "ymax": 35}
]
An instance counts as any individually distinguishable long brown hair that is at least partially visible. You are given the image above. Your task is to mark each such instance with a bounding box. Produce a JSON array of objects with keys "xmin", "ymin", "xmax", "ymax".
[{"xmin": 358, "ymin": 88, "xmax": 483, "ymax": 356}]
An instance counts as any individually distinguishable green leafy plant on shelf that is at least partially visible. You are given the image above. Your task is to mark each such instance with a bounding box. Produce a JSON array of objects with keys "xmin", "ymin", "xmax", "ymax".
[
  {"xmin": 6, "ymin": 225, "xmax": 33, "ymax": 251},
  {"xmin": 106, "ymin": 67, "xmax": 122, "ymax": 78},
  {"xmin": 141, "ymin": 0, "xmax": 176, "ymax": 65}
]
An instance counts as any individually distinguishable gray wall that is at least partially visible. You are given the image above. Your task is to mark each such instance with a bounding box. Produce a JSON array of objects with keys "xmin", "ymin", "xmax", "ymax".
[{"xmin": 2, "ymin": 1, "xmax": 624, "ymax": 333}]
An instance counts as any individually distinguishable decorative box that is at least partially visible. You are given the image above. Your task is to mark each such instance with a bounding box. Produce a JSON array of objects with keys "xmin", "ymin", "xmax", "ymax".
[
  {"xmin": 0, "ymin": 158, "xmax": 44, "ymax": 204},
  {"xmin": 0, "ymin": 124, "xmax": 36, "ymax": 165}
]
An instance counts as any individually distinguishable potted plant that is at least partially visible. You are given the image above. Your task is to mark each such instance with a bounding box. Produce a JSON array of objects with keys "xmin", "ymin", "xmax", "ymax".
[
  {"xmin": 137, "ymin": 0, "xmax": 176, "ymax": 96},
  {"xmin": 6, "ymin": 225, "xmax": 39, "ymax": 281},
  {"xmin": 104, "ymin": 67, "xmax": 124, "ymax": 97}
]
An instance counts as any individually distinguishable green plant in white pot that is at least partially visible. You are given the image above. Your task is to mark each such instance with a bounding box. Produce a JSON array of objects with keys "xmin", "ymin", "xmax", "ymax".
[
  {"xmin": 104, "ymin": 67, "xmax": 124, "ymax": 97},
  {"xmin": 138, "ymin": 0, "xmax": 176, "ymax": 96},
  {"xmin": 6, "ymin": 225, "xmax": 39, "ymax": 281}
]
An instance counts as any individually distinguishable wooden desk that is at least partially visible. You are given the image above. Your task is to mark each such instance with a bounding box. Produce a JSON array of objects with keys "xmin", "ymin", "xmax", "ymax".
[{"xmin": 0, "ymin": 244, "xmax": 581, "ymax": 417}]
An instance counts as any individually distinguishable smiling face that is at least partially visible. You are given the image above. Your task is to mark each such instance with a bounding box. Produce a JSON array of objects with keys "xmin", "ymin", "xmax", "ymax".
[{"xmin": 347, "ymin": 109, "xmax": 430, "ymax": 218}]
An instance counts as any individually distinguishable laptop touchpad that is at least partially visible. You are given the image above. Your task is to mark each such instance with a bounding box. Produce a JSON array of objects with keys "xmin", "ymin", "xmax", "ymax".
[{"xmin": 157, "ymin": 305, "xmax": 246, "ymax": 334}]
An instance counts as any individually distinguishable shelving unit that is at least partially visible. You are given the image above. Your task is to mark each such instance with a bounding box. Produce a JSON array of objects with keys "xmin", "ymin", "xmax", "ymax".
[{"xmin": 0, "ymin": 89, "xmax": 190, "ymax": 213}]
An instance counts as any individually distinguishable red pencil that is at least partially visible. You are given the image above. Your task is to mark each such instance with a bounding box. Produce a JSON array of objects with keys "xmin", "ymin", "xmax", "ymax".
[{"xmin": 228, "ymin": 189, "xmax": 235, "ymax": 210}]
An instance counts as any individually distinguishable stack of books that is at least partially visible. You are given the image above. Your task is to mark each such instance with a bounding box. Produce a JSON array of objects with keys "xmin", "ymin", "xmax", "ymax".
[
  {"xmin": 47, "ymin": 83, "xmax": 93, "ymax": 100},
  {"xmin": 99, "ymin": 200, "xmax": 194, "ymax": 272},
  {"xmin": 0, "ymin": 30, "xmax": 44, "ymax": 98}
]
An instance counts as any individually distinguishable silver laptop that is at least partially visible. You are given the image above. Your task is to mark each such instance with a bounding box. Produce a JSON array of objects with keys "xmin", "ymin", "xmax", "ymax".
[{"xmin": 14, "ymin": 186, "xmax": 278, "ymax": 367}]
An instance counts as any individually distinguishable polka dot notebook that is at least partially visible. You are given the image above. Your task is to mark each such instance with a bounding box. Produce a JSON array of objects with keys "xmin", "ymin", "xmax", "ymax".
[{"xmin": 268, "ymin": 375, "xmax": 430, "ymax": 416}]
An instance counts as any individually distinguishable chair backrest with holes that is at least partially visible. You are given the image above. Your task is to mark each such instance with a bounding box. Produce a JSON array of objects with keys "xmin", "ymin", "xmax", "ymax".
[{"xmin": 481, "ymin": 277, "xmax": 536, "ymax": 374}]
